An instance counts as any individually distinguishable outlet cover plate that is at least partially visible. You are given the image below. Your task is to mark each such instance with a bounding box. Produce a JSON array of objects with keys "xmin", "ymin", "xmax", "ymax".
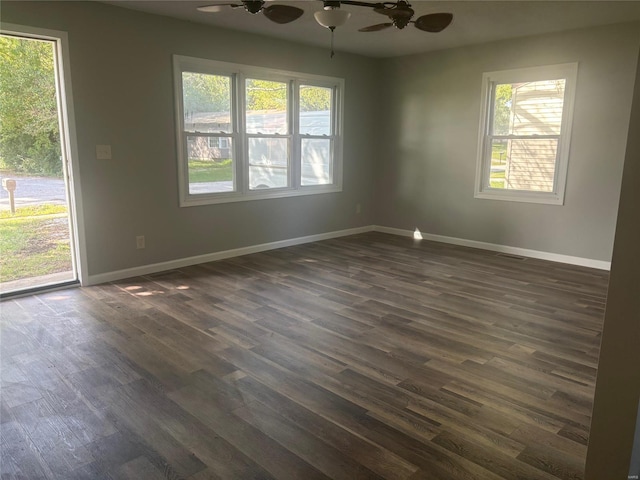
[{"xmin": 96, "ymin": 145, "xmax": 112, "ymax": 160}]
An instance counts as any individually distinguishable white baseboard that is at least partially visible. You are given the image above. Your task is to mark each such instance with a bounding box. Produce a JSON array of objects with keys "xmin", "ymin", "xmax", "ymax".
[
  {"xmin": 373, "ymin": 225, "xmax": 611, "ymax": 271},
  {"xmin": 86, "ymin": 226, "xmax": 374, "ymax": 285},
  {"xmin": 86, "ymin": 223, "xmax": 610, "ymax": 285}
]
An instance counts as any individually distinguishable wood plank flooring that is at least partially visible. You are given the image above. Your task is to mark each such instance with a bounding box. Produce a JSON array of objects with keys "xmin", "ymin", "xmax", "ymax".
[{"xmin": 0, "ymin": 232, "xmax": 609, "ymax": 479}]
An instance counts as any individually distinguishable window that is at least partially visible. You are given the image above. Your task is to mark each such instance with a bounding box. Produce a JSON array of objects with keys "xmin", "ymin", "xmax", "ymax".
[
  {"xmin": 208, "ymin": 137, "xmax": 230, "ymax": 149},
  {"xmin": 174, "ymin": 56, "xmax": 343, "ymax": 206},
  {"xmin": 475, "ymin": 63, "xmax": 578, "ymax": 205}
]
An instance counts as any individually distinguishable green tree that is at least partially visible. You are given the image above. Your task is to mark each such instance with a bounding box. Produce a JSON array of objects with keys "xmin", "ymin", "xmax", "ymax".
[
  {"xmin": 244, "ymin": 81, "xmax": 331, "ymax": 112},
  {"xmin": 300, "ymin": 85, "xmax": 331, "ymax": 112},
  {"xmin": 182, "ymin": 72, "xmax": 231, "ymax": 115},
  {"xmin": 493, "ymin": 83, "xmax": 513, "ymax": 135},
  {"xmin": 246, "ymin": 79, "xmax": 287, "ymax": 111},
  {"xmin": 0, "ymin": 35, "xmax": 61, "ymax": 176}
]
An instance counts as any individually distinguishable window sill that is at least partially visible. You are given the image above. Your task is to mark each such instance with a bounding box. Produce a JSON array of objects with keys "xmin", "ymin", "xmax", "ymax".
[
  {"xmin": 474, "ymin": 189, "xmax": 564, "ymax": 206},
  {"xmin": 180, "ymin": 184, "xmax": 342, "ymax": 207}
]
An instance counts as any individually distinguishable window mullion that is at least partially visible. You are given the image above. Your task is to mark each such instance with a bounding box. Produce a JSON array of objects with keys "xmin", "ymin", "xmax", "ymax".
[
  {"xmin": 301, "ymin": 134, "xmax": 334, "ymax": 140},
  {"xmin": 291, "ymin": 80, "xmax": 300, "ymax": 190},
  {"xmin": 331, "ymin": 85, "xmax": 340, "ymax": 186},
  {"xmin": 483, "ymin": 134, "xmax": 493, "ymax": 191},
  {"xmin": 483, "ymin": 82, "xmax": 497, "ymax": 191},
  {"xmin": 491, "ymin": 134, "xmax": 560, "ymax": 140},
  {"xmin": 487, "ymin": 82, "xmax": 497, "ymax": 136},
  {"xmin": 236, "ymin": 72, "xmax": 247, "ymax": 195}
]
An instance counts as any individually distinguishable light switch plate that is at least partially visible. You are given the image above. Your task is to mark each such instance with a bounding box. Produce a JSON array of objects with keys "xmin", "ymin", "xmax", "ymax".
[{"xmin": 96, "ymin": 145, "xmax": 112, "ymax": 160}]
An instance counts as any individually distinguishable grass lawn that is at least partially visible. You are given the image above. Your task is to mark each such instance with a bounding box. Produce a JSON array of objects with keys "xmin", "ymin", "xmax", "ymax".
[
  {"xmin": 0, "ymin": 204, "xmax": 67, "ymax": 219},
  {"xmin": 0, "ymin": 205, "xmax": 72, "ymax": 283},
  {"xmin": 189, "ymin": 159, "xmax": 233, "ymax": 183},
  {"xmin": 491, "ymin": 141, "xmax": 508, "ymax": 160}
]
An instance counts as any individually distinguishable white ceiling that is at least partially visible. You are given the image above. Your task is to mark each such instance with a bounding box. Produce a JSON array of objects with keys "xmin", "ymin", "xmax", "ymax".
[{"xmin": 107, "ymin": 1, "xmax": 640, "ymax": 58}]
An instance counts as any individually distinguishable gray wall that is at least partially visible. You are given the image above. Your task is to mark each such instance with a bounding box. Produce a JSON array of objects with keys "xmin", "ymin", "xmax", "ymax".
[
  {"xmin": 585, "ymin": 45, "xmax": 640, "ymax": 480},
  {"xmin": 1, "ymin": 1, "xmax": 379, "ymax": 276},
  {"xmin": 376, "ymin": 23, "xmax": 640, "ymax": 261}
]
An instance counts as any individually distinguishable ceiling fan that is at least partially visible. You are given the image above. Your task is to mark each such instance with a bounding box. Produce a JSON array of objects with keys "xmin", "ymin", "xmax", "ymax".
[
  {"xmin": 345, "ymin": 0, "xmax": 454, "ymax": 32},
  {"xmin": 197, "ymin": 1, "xmax": 453, "ymax": 32},
  {"xmin": 197, "ymin": 1, "xmax": 304, "ymax": 24}
]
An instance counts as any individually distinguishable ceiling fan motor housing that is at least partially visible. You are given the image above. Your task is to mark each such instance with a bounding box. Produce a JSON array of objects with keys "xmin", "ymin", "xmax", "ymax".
[
  {"xmin": 393, "ymin": 13, "xmax": 412, "ymax": 29},
  {"xmin": 373, "ymin": 2, "xmax": 414, "ymax": 29},
  {"xmin": 243, "ymin": 0, "xmax": 265, "ymax": 14}
]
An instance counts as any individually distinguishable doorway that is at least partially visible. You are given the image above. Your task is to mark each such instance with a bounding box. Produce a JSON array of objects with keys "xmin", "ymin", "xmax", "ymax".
[{"xmin": 0, "ymin": 26, "xmax": 84, "ymax": 297}]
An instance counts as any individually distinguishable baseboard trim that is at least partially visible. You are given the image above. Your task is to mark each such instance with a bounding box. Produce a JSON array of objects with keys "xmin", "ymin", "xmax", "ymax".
[
  {"xmin": 86, "ymin": 223, "xmax": 610, "ymax": 285},
  {"xmin": 373, "ymin": 225, "xmax": 611, "ymax": 271},
  {"xmin": 86, "ymin": 225, "xmax": 375, "ymax": 285}
]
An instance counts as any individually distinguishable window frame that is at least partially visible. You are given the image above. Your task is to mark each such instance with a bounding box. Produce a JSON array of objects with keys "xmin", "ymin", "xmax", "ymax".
[
  {"xmin": 474, "ymin": 63, "xmax": 578, "ymax": 205},
  {"xmin": 173, "ymin": 55, "xmax": 344, "ymax": 207},
  {"xmin": 299, "ymin": 84, "xmax": 337, "ymax": 187},
  {"xmin": 244, "ymin": 75, "xmax": 292, "ymax": 192}
]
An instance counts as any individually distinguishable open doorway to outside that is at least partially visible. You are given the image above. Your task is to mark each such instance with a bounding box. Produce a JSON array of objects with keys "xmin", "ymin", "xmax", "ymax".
[{"xmin": 0, "ymin": 27, "xmax": 82, "ymax": 297}]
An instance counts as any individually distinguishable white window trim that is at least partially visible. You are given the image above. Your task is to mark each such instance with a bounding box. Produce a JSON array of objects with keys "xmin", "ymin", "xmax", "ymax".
[
  {"xmin": 173, "ymin": 55, "xmax": 344, "ymax": 207},
  {"xmin": 474, "ymin": 63, "xmax": 578, "ymax": 205}
]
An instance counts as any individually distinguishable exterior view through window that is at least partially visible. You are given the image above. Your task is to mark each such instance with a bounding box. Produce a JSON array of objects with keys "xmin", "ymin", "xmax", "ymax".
[
  {"xmin": 489, "ymin": 78, "xmax": 566, "ymax": 192},
  {"xmin": 300, "ymin": 85, "xmax": 333, "ymax": 186},
  {"xmin": 183, "ymin": 72, "xmax": 234, "ymax": 195},
  {"xmin": 475, "ymin": 63, "xmax": 577, "ymax": 205},
  {"xmin": 0, "ymin": 33, "xmax": 78, "ymax": 295},
  {"xmin": 174, "ymin": 56, "xmax": 343, "ymax": 207},
  {"xmin": 246, "ymin": 78, "xmax": 289, "ymax": 190}
]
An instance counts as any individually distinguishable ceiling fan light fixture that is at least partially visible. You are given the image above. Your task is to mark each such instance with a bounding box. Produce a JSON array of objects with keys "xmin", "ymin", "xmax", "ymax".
[{"xmin": 314, "ymin": 7, "xmax": 351, "ymax": 29}]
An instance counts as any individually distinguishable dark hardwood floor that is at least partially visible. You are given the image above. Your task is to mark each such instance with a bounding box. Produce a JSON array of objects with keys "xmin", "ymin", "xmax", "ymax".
[{"xmin": 0, "ymin": 232, "xmax": 609, "ymax": 479}]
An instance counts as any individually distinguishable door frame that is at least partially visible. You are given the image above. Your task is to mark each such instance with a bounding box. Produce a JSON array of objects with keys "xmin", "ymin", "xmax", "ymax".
[{"xmin": 0, "ymin": 22, "xmax": 88, "ymax": 288}]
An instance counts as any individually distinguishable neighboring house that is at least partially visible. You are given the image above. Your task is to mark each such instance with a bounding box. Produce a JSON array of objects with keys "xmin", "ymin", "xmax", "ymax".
[
  {"xmin": 186, "ymin": 110, "xmax": 332, "ymax": 189},
  {"xmin": 185, "ymin": 111, "xmax": 232, "ymax": 160},
  {"xmin": 505, "ymin": 79, "xmax": 566, "ymax": 191}
]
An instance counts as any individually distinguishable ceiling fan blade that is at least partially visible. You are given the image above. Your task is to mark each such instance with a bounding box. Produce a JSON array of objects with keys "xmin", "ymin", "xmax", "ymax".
[
  {"xmin": 197, "ymin": 3, "xmax": 242, "ymax": 13},
  {"xmin": 359, "ymin": 22, "xmax": 393, "ymax": 32},
  {"xmin": 373, "ymin": 6, "xmax": 394, "ymax": 17},
  {"xmin": 263, "ymin": 4, "xmax": 304, "ymax": 24},
  {"xmin": 340, "ymin": 1, "xmax": 387, "ymax": 8},
  {"xmin": 414, "ymin": 12, "xmax": 453, "ymax": 32}
]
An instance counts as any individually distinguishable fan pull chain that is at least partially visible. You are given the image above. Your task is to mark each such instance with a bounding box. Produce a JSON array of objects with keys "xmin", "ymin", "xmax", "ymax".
[{"xmin": 330, "ymin": 27, "xmax": 336, "ymax": 58}]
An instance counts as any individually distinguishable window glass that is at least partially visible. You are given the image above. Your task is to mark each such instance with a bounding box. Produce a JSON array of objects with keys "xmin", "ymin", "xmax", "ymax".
[
  {"xmin": 248, "ymin": 137, "xmax": 289, "ymax": 189},
  {"xmin": 182, "ymin": 72, "xmax": 232, "ymax": 133},
  {"xmin": 186, "ymin": 135, "xmax": 234, "ymax": 194},
  {"xmin": 245, "ymin": 79, "xmax": 288, "ymax": 134},
  {"xmin": 300, "ymin": 85, "xmax": 332, "ymax": 136},
  {"xmin": 492, "ymin": 79, "xmax": 566, "ymax": 136},
  {"xmin": 489, "ymin": 138, "xmax": 557, "ymax": 192},
  {"xmin": 488, "ymin": 79, "xmax": 566, "ymax": 192},
  {"xmin": 301, "ymin": 138, "xmax": 332, "ymax": 186}
]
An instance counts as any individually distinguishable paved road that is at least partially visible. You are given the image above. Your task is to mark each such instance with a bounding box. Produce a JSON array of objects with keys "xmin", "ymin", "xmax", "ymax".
[{"xmin": 0, "ymin": 174, "xmax": 67, "ymax": 210}]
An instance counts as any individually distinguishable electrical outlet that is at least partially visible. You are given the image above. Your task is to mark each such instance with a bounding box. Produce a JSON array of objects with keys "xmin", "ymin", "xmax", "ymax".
[
  {"xmin": 356, "ymin": 203, "xmax": 361, "ymax": 214},
  {"xmin": 136, "ymin": 235, "xmax": 145, "ymax": 249}
]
